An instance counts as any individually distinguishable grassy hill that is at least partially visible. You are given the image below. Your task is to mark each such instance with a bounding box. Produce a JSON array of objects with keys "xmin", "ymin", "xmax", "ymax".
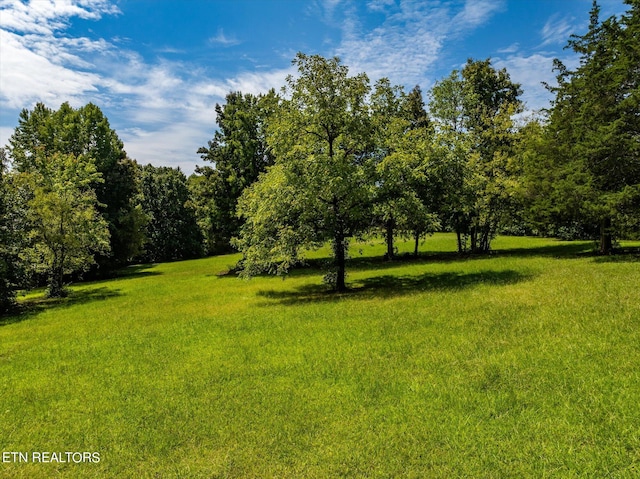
[{"xmin": 1, "ymin": 234, "xmax": 639, "ymax": 478}]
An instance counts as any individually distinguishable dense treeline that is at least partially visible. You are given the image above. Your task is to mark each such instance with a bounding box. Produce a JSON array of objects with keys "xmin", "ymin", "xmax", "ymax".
[{"xmin": 1, "ymin": 1, "xmax": 638, "ymax": 308}]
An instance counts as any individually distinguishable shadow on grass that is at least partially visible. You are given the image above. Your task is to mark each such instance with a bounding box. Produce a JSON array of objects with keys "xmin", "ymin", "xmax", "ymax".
[
  {"xmin": 111, "ymin": 263, "xmax": 163, "ymax": 279},
  {"xmin": 216, "ymin": 241, "xmax": 594, "ymax": 281},
  {"xmin": 490, "ymin": 241, "xmax": 595, "ymax": 259},
  {"xmin": 592, "ymin": 247, "xmax": 640, "ymax": 263},
  {"xmin": 1, "ymin": 287, "xmax": 122, "ymax": 326},
  {"xmin": 257, "ymin": 269, "xmax": 533, "ymax": 305}
]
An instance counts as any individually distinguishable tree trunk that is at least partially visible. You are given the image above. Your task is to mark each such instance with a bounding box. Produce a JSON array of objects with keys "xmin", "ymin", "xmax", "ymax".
[
  {"xmin": 334, "ymin": 232, "xmax": 347, "ymax": 292},
  {"xmin": 456, "ymin": 228, "xmax": 463, "ymax": 253},
  {"xmin": 599, "ymin": 217, "xmax": 613, "ymax": 255},
  {"xmin": 414, "ymin": 230, "xmax": 420, "ymax": 257},
  {"xmin": 470, "ymin": 226, "xmax": 478, "ymax": 253},
  {"xmin": 386, "ymin": 218, "xmax": 395, "ymax": 260},
  {"xmin": 48, "ymin": 261, "xmax": 66, "ymax": 298}
]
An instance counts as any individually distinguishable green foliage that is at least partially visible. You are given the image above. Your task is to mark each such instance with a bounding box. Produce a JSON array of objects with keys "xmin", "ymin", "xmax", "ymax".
[
  {"xmin": 236, "ymin": 53, "xmax": 374, "ymax": 291},
  {"xmin": 6, "ymin": 102, "xmax": 144, "ymax": 268},
  {"xmin": 371, "ymin": 82, "xmax": 440, "ymax": 258},
  {"xmin": 0, "ymin": 149, "xmax": 28, "ymax": 313},
  {"xmin": 195, "ymin": 91, "xmax": 276, "ymax": 254},
  {"xmin": 538, "ymin": 1, "xmax": 640, "ymax": 252},
  {"xmin": 19, "ymin": 151, "xmax": 110, "ymax": 297},
  {"xmin": 430, "ymin": 59, "xmax": 523, "ymax": 253},
  {"xmin": 138, "ymin": 164, "xmax": 203, "ymax": 263}
]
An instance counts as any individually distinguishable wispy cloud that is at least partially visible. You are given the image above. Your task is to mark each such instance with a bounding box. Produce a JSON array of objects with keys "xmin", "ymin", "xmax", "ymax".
[
  {"xmin": 333, "ymin": 0, "xmax": 505, "ymax": 86},
  {"xmin": 497, "ymin": 42, "xmax": 519, "ymax": 54},
  {"xmin": 208, "ymin": 28, "xmax": 240, "ymax": 46},
  {"xmin": 452, "ymin": 0, "xmax": 504, "ymax": 30},
  {"xmin": 540, "ymin": 14, "xmax": 574, "ymax": 46},
  {"xmin": 0, "ymin": 0, "xmax": 120, "ymax": 34}
]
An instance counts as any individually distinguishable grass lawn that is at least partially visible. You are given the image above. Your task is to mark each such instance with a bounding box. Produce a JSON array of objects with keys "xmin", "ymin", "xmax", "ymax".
[{"xmin": 1, "ymin": 233, "xmax": 639, "ymax": 477}]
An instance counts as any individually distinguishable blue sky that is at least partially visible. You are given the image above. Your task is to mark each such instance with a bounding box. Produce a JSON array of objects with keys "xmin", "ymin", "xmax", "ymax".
[{"xmin": 0, "ymin": 0, "xmax": 630, "ymax": 173}]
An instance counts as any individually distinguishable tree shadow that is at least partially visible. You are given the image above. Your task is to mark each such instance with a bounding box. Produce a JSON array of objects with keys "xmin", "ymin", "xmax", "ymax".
[
  {"xmin": 256, "ymin": 269, "xmax": 533, "ymax": 306},
  {"xmin": 490, "ymin": 241, "xmax": 596, "ymax": 259},
  {"xmin": 215, "ymin": 241, "xmax": 598, "ymax": 280},
  {"xmin": 591, "ymin": 247, "xmax": 640, "ymax": 263},
  {"xmin": 1, "ymin": 287, "xmax": 122, "ymax": 326},
  {"xmin": 111, "ymin": 263, "xmax": 163, "ymax": 279}
]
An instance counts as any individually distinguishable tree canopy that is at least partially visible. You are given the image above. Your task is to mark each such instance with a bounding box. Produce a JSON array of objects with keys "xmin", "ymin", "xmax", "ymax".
[
  {"xmin": 6, "ymin": 102, "xmax": 145, "ymax": 268},
  {"xmin": 528, "ymin": 0, "xmax": 640, "ymax": 253},
  {"xmin": 19, "ymin": 151, "xmax": 110, "ymax": 297},
  {"xmin": 235, "ymin": 53, "xmax": 374, "ymax": 291}
]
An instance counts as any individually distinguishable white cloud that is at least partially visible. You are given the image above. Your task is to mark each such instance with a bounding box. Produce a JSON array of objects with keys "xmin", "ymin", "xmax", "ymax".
[
  {"xmin": 334, "ymin": 0, "xmax": 505, "ymax": 86},
  {"xmin": 494, "ymin": 53, "xmax": 579, "ymax": 113},
  {"xmin": 120, "ymin": 123, "xmax": 212, "ymax": 174},
  {"xmin": 208, "ymin": 28, "xmax": 240, "ymax": 46},
  {"xmin": 540, "ymin": 14, "xmax": 574, "ymax": 46},
  {"xmin": 0, "ymin": 29, "xmax": 101, "ymax": 108},
  {"xmin": 223, "ymin": 68, "xmax": 294, "ymax": 96},
  {"xmin": 452, "ymin": 0, "xmax": 504, "ymax": 30},
  {"xmin": 497, "ymin": 42, "xmax": 519, "ymax": 54},
  {"xmin": 0, "ymin": 0, "xmax": 119, "ymax": 34}
]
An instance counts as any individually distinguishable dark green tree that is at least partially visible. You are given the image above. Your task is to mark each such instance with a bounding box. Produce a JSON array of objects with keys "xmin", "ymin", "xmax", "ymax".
[
  {"xmin": 195, "ymin": 91, "xmax": 276, "ymax": 254},
  {"xmin": 138, "ymin": 165, "xmax": 203, "ymax": 263},
  {"xmin": 541, "ymin": 1, "xmax": 640, "ymax": 253},
  {"xmin": 0, "ymin": 149, "xmax": 28, "ymax": 313}
]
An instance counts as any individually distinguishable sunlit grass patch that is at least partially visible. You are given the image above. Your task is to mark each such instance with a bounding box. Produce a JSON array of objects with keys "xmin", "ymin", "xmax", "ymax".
[{"xmin": 1, "ymin": 234, "xmax": 640, "ymax": 477}]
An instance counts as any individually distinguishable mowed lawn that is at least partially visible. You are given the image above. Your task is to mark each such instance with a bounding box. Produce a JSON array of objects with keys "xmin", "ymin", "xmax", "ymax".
[{"xmin": 1, "ymin": 234, "xmax": 639, "ymax": 478}]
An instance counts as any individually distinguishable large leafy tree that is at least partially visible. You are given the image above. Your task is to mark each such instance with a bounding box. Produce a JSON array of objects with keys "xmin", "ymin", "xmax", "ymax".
[
  {"xmin": 235, "ymin": 53, "xmax": 374, "ymax": 291},
  {"xmin": 6, "ymin": 102, "xmax": 145, "ymax": 268},
  {"xmin": 195, "ymin": 91, "xmax": 276, "ymax": 254},
  {"xmin": 138, "ymin": 165, "xmax": 203, "ymax": 263},
  {"xmin": 370, "ymin": 78, "xmax": 407, "ymax": 259},
  {"xmin": 372, "ymin": 82, "xmax": 439, "ymax": 259},
  {"xmin": 540, "ymin": 1, "xmax": 640, "ymax": 253},
  {"xmin": 0, "ymin": 149, "xmax": 28, "ymax": 313},
  {"xmin": 430, "ymin": 59, "xmax": 522, "ymax": 253},
  {"xmin": 20, "ymin": 151, "xmax": 110, "ymax": 297}
]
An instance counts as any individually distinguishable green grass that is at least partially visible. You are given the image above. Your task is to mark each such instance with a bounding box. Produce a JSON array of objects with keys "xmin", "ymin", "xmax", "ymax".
[{"xmin": 1, "ymin": 234, "xmax": 640, "ymax": 478}]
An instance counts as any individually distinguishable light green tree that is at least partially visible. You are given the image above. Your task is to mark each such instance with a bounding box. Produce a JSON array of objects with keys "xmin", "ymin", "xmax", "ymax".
[
  {"xmin": 7, "ymin": 102, "xmax": 145, "ymax": 268},
  {"xmin": 430, "ymin": 59, "xmax": 523, "ymax": 253},
  {"xmin": 372, "ymin": 83, "xmax": 440, "ymax": 258},
  {"xmin": 235, "ymin": 53, "xmax": 374, "ymax": 291},
  {"xmin": 20, "ymin": 151, "xmax": 110, "ymax": 297}
]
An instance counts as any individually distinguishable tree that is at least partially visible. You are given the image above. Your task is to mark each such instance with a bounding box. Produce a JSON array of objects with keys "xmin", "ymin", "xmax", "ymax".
[
  {"xmin": 235, "ymin": 53, "xmax": 374, "ymax": 292},
  {"xmin": 138, "ymin": 165, "xmax": 203, "ymax": 263},
  {"xmin": 0, "ymin": 149, "xmax": 28, "ymax": 313},
  {"xmin": 6, "ymin": 102, "xmax": 145, "ymax": 268},
  {"xmin": 195, "ymin": 91, "xmax": 276, "ymax": 254},
  {"xmin": 430, "ymin": 60, "xmax": 523, "ymax": 253},
  {"xmin": 20, "ymin": 151, "xmax": 110, "ymax": 297},
  {"xmin": 370, "ymin": 78, "xmax": 407, "ymax": 260},
  {"xmin": 541, "ymin": 1, "xmax": 640, "ymax": 253},
  {"xmin": 371, "ymin": 82, "xmax": 439, "ymax": 259},
  {"xmin": 429, "ymin": 71, "xmax": 471, "ymax": 253}
]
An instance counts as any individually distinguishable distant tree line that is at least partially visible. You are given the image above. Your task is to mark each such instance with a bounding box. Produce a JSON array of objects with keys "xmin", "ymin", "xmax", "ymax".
[{"xmin": 1, "ymin": 1, "xmax": 638, "ymax": 309}]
